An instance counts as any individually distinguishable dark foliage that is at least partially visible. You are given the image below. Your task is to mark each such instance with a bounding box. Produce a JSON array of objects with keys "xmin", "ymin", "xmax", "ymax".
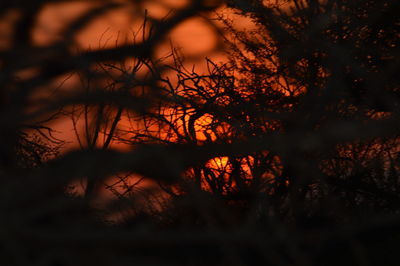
[{"xmin": 1, "ymin": 0, "xmax": 399, "ymax": 265}]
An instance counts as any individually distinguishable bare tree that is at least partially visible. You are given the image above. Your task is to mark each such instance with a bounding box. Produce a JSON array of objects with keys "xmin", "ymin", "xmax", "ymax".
[{"xmin": 1, "ymin": 0, "xmax": 400, "ymax": 266}]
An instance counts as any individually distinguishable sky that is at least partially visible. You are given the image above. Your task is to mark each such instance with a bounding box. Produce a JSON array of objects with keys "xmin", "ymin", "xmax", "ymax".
[
  {"xmin": 28, "ymin": 0, "xmax": 247, "ymax": 201},
  {"xmin": 31, "ymin": 0, "xmax": 253, "ymax": 151}
]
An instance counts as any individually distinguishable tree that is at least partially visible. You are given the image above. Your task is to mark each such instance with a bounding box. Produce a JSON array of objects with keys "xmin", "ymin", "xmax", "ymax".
[{"xmin": 1, "ymin": 0, "xmax": 400, "ymax": 265}]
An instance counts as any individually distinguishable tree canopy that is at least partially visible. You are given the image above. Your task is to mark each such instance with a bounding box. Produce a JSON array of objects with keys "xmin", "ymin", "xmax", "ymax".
[{"xmin": 1, "ymin": 0, "xmax": 399, "ymax": 265}]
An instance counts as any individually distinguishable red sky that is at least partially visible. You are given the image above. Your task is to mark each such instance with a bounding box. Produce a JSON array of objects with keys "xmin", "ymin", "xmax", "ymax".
[{"xmin": 33, "ymin": 1, "xmax": 251, "ymax": 150}]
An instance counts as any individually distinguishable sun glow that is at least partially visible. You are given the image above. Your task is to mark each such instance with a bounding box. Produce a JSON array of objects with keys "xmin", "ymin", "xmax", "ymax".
[{"xmin": 207, "ymin": 156, "xmax": 229, "ymax": 169}]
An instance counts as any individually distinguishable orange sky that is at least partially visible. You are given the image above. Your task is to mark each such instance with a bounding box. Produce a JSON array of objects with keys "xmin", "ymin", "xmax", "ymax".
[
  {"xmin": 22, "ymin": 0, "xmax": 285, "ymax": 206},
  {"xmin": 29, "ymin": 1, "xmax": 243, "ymax": 202},
  {"xmin": 32, "ymin": 1, "xmax": 254, "ymax": 150},
  {"xmin": 34, "ymin": 1, "xmax": 225, "ymax": 58}
]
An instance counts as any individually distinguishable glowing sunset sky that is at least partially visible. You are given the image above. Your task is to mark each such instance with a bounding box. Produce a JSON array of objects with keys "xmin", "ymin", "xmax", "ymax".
[{"xmin": 32, "ymin": 0, "xmax": 251, "ymax": 150}]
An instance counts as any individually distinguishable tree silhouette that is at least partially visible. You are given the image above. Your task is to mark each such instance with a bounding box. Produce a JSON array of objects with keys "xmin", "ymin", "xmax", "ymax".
[{"xmin": 1, "ymin": 0, "xmax": 400, "ymax": 265}]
